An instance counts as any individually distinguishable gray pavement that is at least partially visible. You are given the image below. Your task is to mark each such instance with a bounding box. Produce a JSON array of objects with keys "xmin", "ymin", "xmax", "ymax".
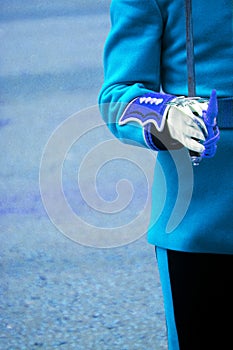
[{"xmin": 0, "ymin": 1, "xmax": 168, "ymax": 349}]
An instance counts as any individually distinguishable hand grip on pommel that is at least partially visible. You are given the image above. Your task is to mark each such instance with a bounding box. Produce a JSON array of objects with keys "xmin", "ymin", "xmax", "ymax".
[{"xmin": 190, "ymin": 90, "xmax": 219, "ymax": 166}]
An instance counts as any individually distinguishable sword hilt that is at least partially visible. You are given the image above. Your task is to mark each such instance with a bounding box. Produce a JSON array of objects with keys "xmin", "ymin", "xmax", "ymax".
[{"xmin": 190, "ymin": 90, "xmax": 218, "ymax": 165}]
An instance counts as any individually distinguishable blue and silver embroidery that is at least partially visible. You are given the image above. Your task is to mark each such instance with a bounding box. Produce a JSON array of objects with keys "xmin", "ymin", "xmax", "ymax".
[{"xmin": 119, "ymin": 92, "xmax": 174, "ymax": 131}]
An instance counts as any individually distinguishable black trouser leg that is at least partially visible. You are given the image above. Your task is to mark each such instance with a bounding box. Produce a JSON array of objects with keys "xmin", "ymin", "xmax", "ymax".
[{"xmin": 167, "ymin": 250, "xmax": 233, "ymax": 350}]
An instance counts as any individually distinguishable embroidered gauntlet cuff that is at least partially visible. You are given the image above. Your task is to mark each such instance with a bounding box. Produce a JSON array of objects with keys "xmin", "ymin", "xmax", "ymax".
[{"xmin": 119, "ymin": 92, "xmax": 182, "ymax": 150}]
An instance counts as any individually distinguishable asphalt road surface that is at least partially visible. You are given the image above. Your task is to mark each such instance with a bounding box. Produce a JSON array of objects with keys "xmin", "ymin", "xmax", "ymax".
[{"xmin": 0, "ymin": 1, "xmax": 168, "ymax": 349}]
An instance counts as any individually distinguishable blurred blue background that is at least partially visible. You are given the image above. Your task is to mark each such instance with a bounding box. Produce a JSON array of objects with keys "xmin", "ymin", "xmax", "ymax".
[{"xmin": 0, "ymin": 1, "xmax": 167, "ymax": 349}]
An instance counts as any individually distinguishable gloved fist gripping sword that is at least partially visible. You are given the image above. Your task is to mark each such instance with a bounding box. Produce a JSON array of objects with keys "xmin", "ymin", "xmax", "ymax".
[
  {"xmin": 119, "ymin": 0, "xmax": 220, "ymax": 165},
  {"xmin": 166, "ymin": 89, "xmax": 220, "ymax": 165},
  {"xmin": 119, "ymin": 89, "xmax": 220, "ymax": 165}
]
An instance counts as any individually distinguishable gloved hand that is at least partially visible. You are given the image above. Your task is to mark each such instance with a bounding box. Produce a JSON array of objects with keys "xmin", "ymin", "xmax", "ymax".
[
  {"xmin": 166, "ymin": 97, "xmax": 208, "ymax": 153},
  {"xmin": 119, "ymin": 90, "xmax": 219, "ymax": 158}
]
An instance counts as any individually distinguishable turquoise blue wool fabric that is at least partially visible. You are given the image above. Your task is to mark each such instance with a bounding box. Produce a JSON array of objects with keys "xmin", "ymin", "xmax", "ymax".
[
  {"xmin": 98, "ymin": 0, "xmax": 233, "ymax": 254},
  {"xmin": 156, "ymin": 247, "xmax": 180, "ymax": 350}
]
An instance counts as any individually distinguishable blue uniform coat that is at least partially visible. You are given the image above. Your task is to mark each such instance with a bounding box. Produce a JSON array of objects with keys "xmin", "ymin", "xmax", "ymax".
[{"xmin": 99, "ymin": 0, "xmax": 233, "ymax": 254}]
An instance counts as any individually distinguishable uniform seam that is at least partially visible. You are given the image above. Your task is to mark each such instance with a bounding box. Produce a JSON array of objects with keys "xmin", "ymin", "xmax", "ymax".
[{"xmin": 151, "ymin": 0, "xmax": 164, "ymax": 24}]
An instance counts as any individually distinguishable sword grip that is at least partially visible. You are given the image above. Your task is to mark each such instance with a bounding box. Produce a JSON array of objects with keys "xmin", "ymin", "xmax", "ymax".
[
  {"xmin": 189, "ymin": 150, "xmax": 202, "ymax": 166},
  {"xmin": 189, "ymin": 90, "xmax": 218, "ymax": 166}
]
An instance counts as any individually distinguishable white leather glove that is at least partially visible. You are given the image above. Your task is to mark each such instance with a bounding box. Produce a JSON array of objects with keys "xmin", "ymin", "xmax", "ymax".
[
  {"xmin": 166, "ymin": 97, "xmax": 208, "ymax": 153},
  {"xmin": 119, "ymin": 91, "xmax": 217, "ymax": 156}
]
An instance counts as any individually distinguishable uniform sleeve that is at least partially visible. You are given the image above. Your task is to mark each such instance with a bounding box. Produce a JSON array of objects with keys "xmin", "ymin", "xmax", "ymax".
[{"xmin": 98, "ymin": 0, "xmax": 164, "ymax": 148}]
